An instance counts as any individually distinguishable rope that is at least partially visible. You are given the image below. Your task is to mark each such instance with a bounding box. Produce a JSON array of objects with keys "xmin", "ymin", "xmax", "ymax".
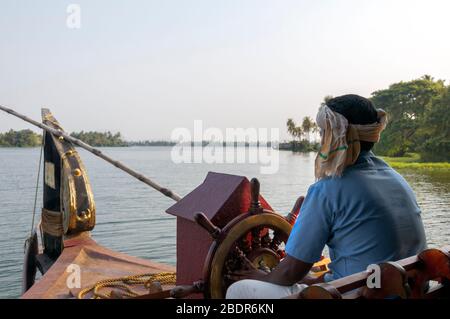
[
  {"xmin": 77, "ymin": 272, "xmax": 176, "ymax": 299},
  {"xmin": 41, "ymin": 208, "xmax": 64, "ymax": 237},
  {"xmin": 24, "ymin": 137, "xmax": 44, "ymax": 252},
  {"xmin": 30, "ymin": 135, "xmax": 44, "ymax": 236}
]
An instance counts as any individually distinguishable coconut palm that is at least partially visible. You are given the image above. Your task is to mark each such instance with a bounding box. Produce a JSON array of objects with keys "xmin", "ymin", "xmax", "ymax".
[
  {"xmin": 287, "ymin": 118, "xmax": 296, "ymax": 139},
  {"xmin": 301, "ymin": 117, "xmax": 314, "ymax": 142},
  {"xmin": 294, "ymin": 126, "xmax": 303, "ymax": 141},
  {"xmin": 287, "ymin": 119, "xmax": 303, "ymax": 141}
]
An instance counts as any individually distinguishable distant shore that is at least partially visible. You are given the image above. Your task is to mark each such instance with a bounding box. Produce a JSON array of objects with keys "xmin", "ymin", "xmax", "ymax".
[
  {"xmin": 278, "ymin": 146, "xmax": 449, "ymax": 171},
  {"xmin": 0, "ymin": 130, "xmax": 279, "ymax": 148},
  {"xmin": 278, "ymin": 141, "xmax": 319, "ymax": 152},
  {"xmin": 2, "ymin": 130, "xmax": 448, "ymax": 171}
]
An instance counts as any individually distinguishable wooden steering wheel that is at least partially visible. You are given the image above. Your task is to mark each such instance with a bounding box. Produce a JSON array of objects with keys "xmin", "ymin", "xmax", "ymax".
[{"xmin": 195, "ymin": 178, "xmax": 299, "ymax": 299}]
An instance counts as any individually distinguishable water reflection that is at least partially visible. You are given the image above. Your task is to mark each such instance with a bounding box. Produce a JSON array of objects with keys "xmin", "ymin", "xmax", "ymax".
[{"xmin": 399, "ymin": 169, "xmax": 450, "ymax": 247}]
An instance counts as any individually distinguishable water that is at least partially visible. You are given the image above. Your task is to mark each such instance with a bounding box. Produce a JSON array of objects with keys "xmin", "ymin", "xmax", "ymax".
[{"xmin": 0, "ymin": 147, "xmax": 449, "ymax": 298}]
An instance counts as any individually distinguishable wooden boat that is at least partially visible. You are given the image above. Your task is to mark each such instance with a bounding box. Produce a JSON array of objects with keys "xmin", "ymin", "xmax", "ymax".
[
  {"xmin": 20, "ymin": 108, "xmax": 321, "ymax": 299},
  {"xmin": 0, "ymin": 105, "xmax": 448, "ymax": 299},
  {"xmin": 22, "ymin": 110, "xmax": 178, "ymax": 299}
]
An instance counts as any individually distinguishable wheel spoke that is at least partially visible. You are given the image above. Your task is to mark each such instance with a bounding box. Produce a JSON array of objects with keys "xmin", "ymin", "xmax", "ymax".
[
  {"xmin": 251, "ymin": 227, "xmax": 262, "ymax": 249},
  {"xmin": 261, "ymin": 232, "xmax": 271, "ymax": 248},
  {"xmin": 270, "ymin": 232, "xmax": 282, "ymax": 251},
  {"xmin": 238, "ymin": 236, "xmax": 252, "ymax": 254},
  {"xmin": 207, "ymin": 213, "xmax": 293, "ymax": 298}
]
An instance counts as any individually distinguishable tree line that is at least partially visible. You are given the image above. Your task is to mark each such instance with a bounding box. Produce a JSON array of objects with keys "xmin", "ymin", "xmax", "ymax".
[
  {"xmin": 69, "ymin": 131, "xmax": 127, "ymax": 147},
  {"xmin": 2, "ymin": 75, "xmax": 448, "ymax": 161},
  {"xmin": 0, "ymin": 130, "xmax": 127, "ymax": 147},
  {"xmin": 286, "ymin": 75, "xmax": 449, "ymax": 162},
  {"xmin": 0, "ymin": 129, "xmax": 42, "ymax": 147},
  {"xmin": 285, "ymin": 117, "xmax": 319, "ymax": 152},
  {"xmin": 371, "ymin": 75, "xmax": 449, "ymax": 162}
]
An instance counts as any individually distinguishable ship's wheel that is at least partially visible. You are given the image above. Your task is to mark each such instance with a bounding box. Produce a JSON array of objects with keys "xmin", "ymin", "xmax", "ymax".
[{"xmin": 194, "ymin": 178, "xmax": 299, "ymax": 299}]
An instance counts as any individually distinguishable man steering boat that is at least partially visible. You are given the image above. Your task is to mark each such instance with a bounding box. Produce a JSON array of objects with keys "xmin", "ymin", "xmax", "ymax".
[{"xmin": 226, "ymin": 94, "xmax": 427, "ymax": 299}]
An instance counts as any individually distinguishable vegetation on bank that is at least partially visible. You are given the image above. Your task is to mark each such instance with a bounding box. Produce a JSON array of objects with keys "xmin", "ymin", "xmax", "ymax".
[
  {"xmin": 2, "ymin": 76, "xmax": 448, "ymax": 163},
  {"xmin": 388, "ymin": 162, "xmax": 450, "ymax": 170},
  {"xmin": 381, "ymin": 153, "xmax": 450, "ymax": 171},
  {"xmin": 0, "ymin": 130, "xmax": 129, "ymax": 147},
  {"xmin": 371, "ymin": 75, "xmax": 449, "ymax": 162},
  {"xmin": 0, "ymin": 130, "xmax": 274, "ymax": 148},
  {"xmin": 285, "ymin": 116, "xmax": 319, "ymax": 152},
  {"xmin": 279, "ymin": 140, "xmax": 319, "ymax": 152},
  {"xmin": 285, "ymin": 75, "xmax": 449, "ymax": 165},
  {"xmin": 70, "ymin": 131, "xmax": 127, "ymax": 147},
  {"xmin": 129, "ymin": 140, "xmax": 176, "ymax": 146},
  {"xmin": 0, "ymin": 129, "xmax": 42, "ymax": 147}
]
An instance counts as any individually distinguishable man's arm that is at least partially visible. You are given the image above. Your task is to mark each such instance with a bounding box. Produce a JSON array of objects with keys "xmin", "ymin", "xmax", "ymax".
[
  {"xmin": 229, "ymin": 255, "xmax": 314, "ymax": 286},
  {"xmin": 230, "ymin": 184, "xmax": 332, "ymax": 286},
  {"xmin": 256, "ymin": 255, "xmax": 313, "ymax": 285}
]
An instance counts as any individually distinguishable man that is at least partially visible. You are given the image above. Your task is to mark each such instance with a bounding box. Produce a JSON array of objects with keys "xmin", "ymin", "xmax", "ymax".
[{"xmin": 226, "ymin": 94, "xmax": 427, "ymax": 299}]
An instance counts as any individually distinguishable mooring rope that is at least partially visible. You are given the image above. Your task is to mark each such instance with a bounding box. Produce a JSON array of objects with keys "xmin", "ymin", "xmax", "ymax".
[
  {"xmin": 77, "ymin": 272, "xmax": 176, "ymax": 299},
  {"xmin": 24, "ymin": 135, "xmax": 44, "ymax": 251},
  {"xmin": 30, "ymin": 135, "xmax": 44, "ymax": 236}
]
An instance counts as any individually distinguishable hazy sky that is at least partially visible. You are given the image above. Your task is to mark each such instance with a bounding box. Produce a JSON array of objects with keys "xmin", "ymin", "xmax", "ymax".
[{"xmin": 1, "ymin": 0, "xmax": 449, "ymax": 140}]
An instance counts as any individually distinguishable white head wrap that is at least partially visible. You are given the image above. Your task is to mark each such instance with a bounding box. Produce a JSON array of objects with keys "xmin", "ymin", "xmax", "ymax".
[{"xmin": 314, "ymin": 105, "xmax": 388, "ymax": 179}]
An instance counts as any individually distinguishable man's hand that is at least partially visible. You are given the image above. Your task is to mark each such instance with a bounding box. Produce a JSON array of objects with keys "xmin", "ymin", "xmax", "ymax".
[
  {"xmin": 228, "ymin": 255, "xmax": 313, "ymax": 286},
  {"xmin": 227, "ymin": 254, "xmax": 269, "ymax": 281}
]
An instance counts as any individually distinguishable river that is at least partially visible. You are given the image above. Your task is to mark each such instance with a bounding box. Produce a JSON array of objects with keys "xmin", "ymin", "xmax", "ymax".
[{"xmin": 0, "ymin": 147, "xmax": 448, "ymax": 298}]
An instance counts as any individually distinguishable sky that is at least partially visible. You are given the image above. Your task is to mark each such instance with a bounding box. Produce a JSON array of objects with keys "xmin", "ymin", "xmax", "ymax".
[{"xmin": 1, "ymin": 0, "xmax": 449, "ymax": 141}]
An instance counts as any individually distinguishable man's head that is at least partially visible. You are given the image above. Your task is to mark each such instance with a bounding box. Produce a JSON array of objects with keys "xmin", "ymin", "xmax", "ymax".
[{"xmin": 325, "ymin": 94, "xmax": 378, "ymax": 151}]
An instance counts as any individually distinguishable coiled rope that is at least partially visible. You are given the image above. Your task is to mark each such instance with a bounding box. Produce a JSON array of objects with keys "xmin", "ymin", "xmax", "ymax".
[{"xmin": 77, "ymin": 272, "xmax": 176, "ymax": 299}]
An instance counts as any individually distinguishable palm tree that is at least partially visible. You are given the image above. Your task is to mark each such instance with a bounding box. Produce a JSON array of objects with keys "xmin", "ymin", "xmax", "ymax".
[
  {"xmin": 301, "ymin": 117, "xmax": 314, "ymax": 142},
  {"xmin": 287, "ymin": 119, "xmax": 303, "ymax": 141},
  {"xmin": 287, "ymin": 119, "xmax": 296, "ymax": 138},
  {"xmin": 294, "ymin": 126, "xmax": 303, "ymax": 141}
]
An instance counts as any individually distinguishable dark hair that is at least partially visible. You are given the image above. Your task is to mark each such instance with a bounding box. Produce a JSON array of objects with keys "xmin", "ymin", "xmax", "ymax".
[{"xmin": 326, "ymin": 94, "xmax": 378, "ymax": 151}]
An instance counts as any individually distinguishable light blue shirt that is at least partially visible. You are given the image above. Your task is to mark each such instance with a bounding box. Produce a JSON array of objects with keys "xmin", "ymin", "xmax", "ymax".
[{"xmin": 285, "ymin": 151, "xmax": 427, "ymax": 281}]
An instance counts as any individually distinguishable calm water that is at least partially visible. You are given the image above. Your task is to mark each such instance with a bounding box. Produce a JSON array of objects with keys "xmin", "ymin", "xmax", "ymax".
[{"xmin": 0, "ymin": 147, "xmax": 449, "ymax": 298}]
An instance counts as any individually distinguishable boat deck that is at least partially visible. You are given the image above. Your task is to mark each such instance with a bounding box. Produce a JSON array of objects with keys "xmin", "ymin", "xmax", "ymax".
[{"xmin": 22, "ymin": 234, "xmax": 175, "ymax": 299}]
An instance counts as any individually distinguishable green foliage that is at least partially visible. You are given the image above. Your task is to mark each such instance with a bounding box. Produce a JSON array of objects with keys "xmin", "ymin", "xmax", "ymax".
[
  {"xmin": 386, "ymin": 162, "xmax": 449, "ymax": 170},
  {"xmin": 129, "ymin": 140, "xmax": 176, "ymax": 146},
  {"xmin": 291, "ymin": 140, "xmax": 320, "ymax": 152},
  {"xmin": 287, "ymin": 118, "xmax": 303, "ymax": 141},
  {"xmin": 301, "ymin": 116, "xmax": 317, "ymax": 142},
  {"xmin": 371, "ymin": 75, "xmax": 449, "ymax": 161},
  {"xmin": 416, "ymin": 86, "xmax": 450, "ymax": 162},
  {"xmin": 380, "ymin": 153, "xmax": 421, "ymax": 163},
  {"xmin": 381, "ymin": 153, "xmax": 449, "ymax": 171},
  {"xmin": 70, "ymin": 131, "xmax": 127, "ymax": 147},
  {"xmin": 286, "ymin": 117, "xmax": 319, "ymax": 152},
  {"xmin": 0, "ymin": 129, "xmax": 42, "ymax": 147},
  {"xmin": 288, "ymin": 76, "xmax": 449, "ymax": 162}
]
